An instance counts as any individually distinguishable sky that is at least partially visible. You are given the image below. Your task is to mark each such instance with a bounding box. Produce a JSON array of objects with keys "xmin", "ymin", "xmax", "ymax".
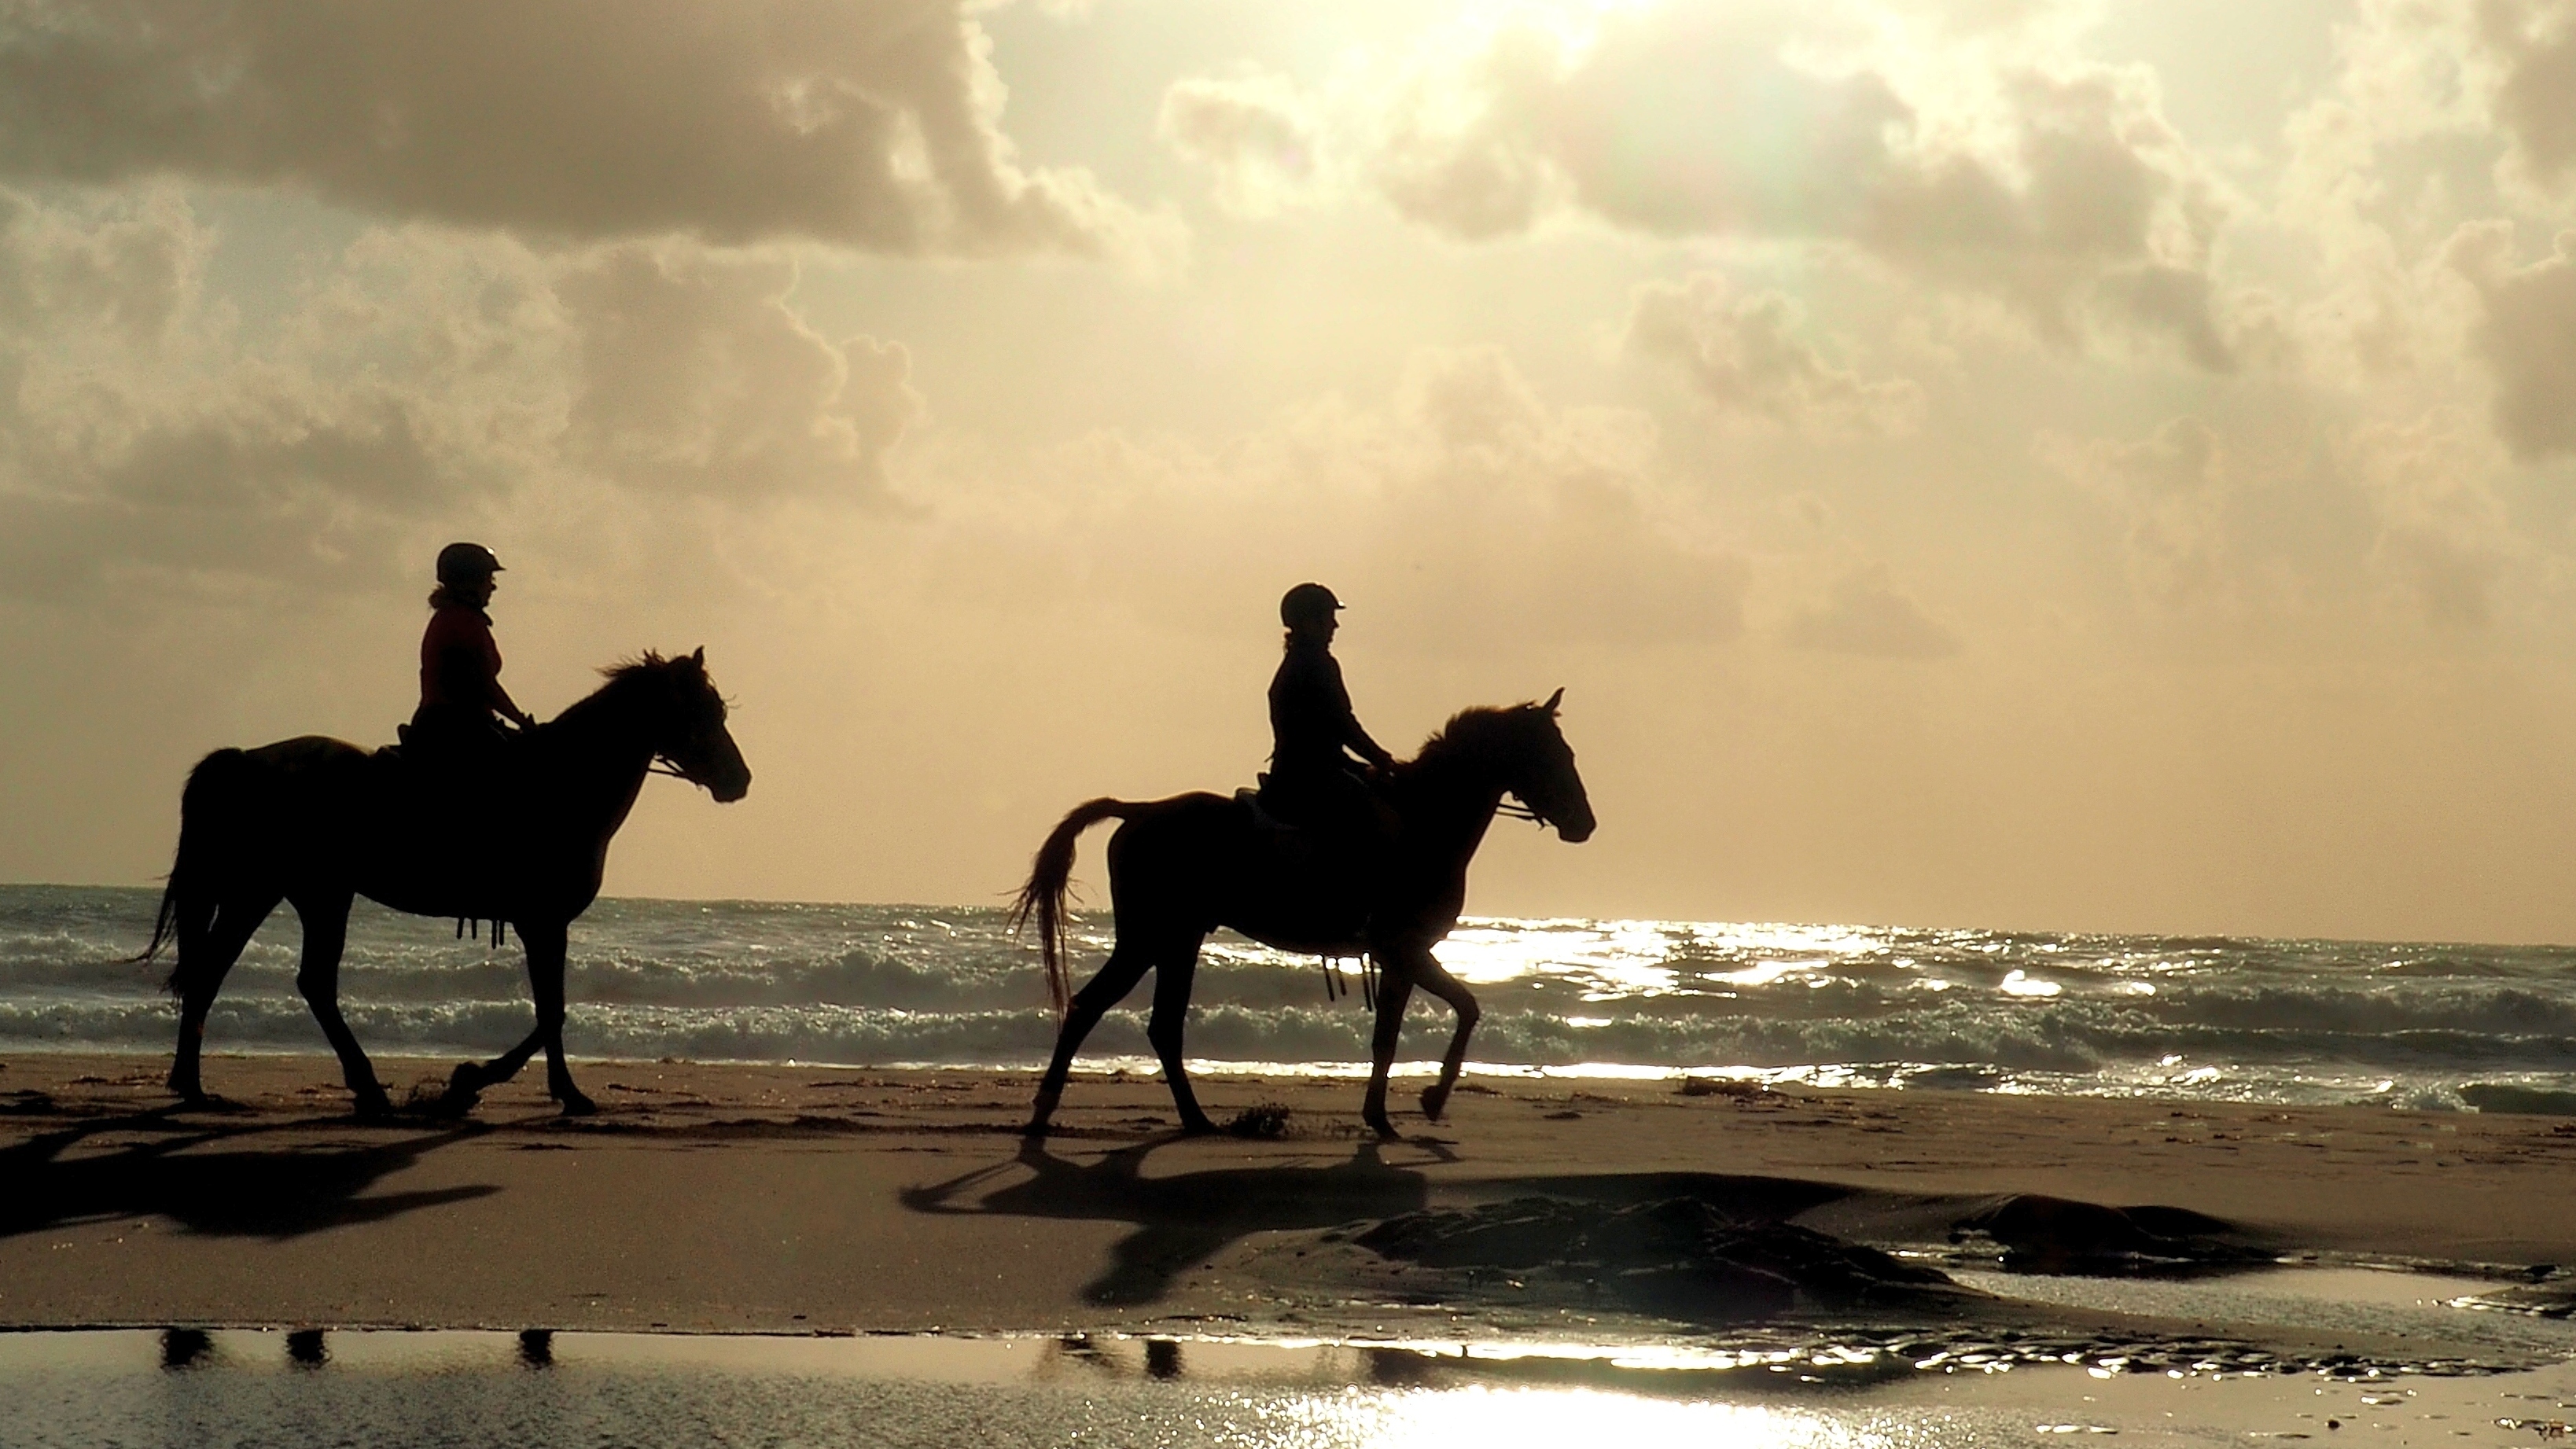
[{"xmin": 6, "ymin": 0, "xmax": 2576, "ymax": 943}]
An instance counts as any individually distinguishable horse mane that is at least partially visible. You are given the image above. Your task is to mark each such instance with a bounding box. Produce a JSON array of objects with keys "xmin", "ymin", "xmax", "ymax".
[
  {"xmin": 1401, "ymin": 702, "xmax": 1545, "ymax": 778},
  {"xmin": 548, "ymin": 651, "xmax": 722, "ymax": 731}
]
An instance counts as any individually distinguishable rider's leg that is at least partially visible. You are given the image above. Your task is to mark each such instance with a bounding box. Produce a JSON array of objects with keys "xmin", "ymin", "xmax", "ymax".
[{"xmin": 1027, "ymin": 942, "xmax": 1155, "ymax": 1135}]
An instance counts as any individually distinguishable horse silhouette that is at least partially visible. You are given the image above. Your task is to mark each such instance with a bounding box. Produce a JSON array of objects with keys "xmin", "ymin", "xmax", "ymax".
[
  {"xmin": 138, "ymin": 649, "xmax": 751, "ymax": 1118},
  {"xmin": 1014, "ymin": 691, "xmax": 1594, "ymax": 1139}
]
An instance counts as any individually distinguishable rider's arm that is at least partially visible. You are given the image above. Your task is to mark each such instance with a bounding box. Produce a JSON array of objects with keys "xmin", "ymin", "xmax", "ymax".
[
  {"xmin": 488, "ymin": 677, "xmax": 534, "ymax": 728},
  {"xmin": 1344, "ymin": 718, "xmax": 1394, "ymax": 770},
  {"xmin": 1324, "ymin": 656, "xmax": 1394, "ymax": 769}
]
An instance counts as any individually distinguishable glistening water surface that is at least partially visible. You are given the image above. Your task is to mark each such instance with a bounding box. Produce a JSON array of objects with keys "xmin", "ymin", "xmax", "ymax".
[
  {"xmin": 11, "ymin": 884, "xmax": 2576, "ymax": 1109},
  {"xmin": 8, "ymin": 1329, "xmax": 2576, "ymax": 1449}
]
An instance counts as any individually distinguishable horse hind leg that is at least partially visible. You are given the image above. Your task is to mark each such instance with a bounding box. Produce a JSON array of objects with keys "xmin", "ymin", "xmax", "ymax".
[
  {"xmin": 168, "ymin": 890, "xmax": 279, "ymax": 1104},
  {"xmin": 1025, "ymin": 940, "xmax": 1157, "ymax": 1137},
  {"xmin": 1360, "ymin": 970, "xmax": 1417, "ymax": 1140},
  {"xmin": 288, "ymin": 890, "xmax": 392, "ymax": 1119}
]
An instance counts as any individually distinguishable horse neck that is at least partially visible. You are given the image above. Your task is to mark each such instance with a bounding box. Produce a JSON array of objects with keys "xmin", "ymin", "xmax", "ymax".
[
  {"xmin": 1396, "ymin": 742, "xmax": 1510, "ymax": 871},
  {"xmin": 534, "ymin": 683, "xmax": 660, "ymax": 826}
]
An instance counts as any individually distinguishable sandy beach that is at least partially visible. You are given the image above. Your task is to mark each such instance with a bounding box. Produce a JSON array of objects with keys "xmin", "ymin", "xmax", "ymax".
[{"xmin": 8, "ymin": 1050, "xmax": 2576, "ymax": 1372}]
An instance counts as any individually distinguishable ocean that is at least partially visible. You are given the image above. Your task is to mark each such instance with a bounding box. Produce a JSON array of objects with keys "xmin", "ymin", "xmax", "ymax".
[{"xmin": 5, "ymin": 884, "xmax": 2574, "ymax": 1111}]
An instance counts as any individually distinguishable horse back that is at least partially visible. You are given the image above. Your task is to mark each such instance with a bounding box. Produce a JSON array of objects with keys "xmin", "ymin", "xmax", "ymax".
[{"xmin": 241, "ymin": 734, "xmax": 377, "ymax": 775}]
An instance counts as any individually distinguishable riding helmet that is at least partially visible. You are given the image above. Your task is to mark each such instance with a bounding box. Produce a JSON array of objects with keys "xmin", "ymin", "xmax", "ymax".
[
  {"xmin": 1280, "ymin": 582, "xmax": 1343, "ymax": 630},
  {"xmin": 436, "ymin": 542, "xmax": 505, "ymax": 585}
]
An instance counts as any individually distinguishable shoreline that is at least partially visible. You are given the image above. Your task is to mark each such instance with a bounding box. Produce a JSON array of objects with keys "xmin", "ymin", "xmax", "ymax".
[{"xmin": 7, "ymin": 1050, "xmax": 2576, "ymax": 1368}]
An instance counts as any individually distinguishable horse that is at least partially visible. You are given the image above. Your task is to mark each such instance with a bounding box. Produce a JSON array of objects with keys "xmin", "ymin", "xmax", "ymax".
[
  {"xmin": 136, "ymin": 649, "xmax": 752, "ymax": 1118},
  {"xmin": 1012, "ymin": 690, "xmax": 1595, "ymax": 1139}
]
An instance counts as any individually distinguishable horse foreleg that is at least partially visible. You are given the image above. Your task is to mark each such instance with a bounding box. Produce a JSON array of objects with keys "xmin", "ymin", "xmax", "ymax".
[
  {"xmin": 1146, "ymin": 940, "xmax": 1216, "ymax": 1135},
  {"xmin": 289, "ymin": 890, "xmax": 392, "ymax": 1119},
  {"xmin": 1402, "ymin": 951, "xmax": 1481, "ymax": 1124},
  {"xmin": 520, "ymin": 922, "xmax": 592, "ymax": 1116},
  {"xmin": 1361, "ymin": 969, "xmax": 1417, "ymax": 1140},
  {"xmin": 1026, "ymin": 943, "xmax": 1155, "ymax": 1137},
  {"xmin": 168, "ymin": 892, "xmax": 278, "ymax": 1104}
]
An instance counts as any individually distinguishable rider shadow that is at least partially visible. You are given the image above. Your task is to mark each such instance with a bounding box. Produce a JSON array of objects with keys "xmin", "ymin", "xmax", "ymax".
[
  {"xmin": 0, "ymin": 1108, "xmax": 499, "ymax": 1242},
  {"xmin": 901, "ymin": 1137, "xmax": 1433, "ymax": 1307}
]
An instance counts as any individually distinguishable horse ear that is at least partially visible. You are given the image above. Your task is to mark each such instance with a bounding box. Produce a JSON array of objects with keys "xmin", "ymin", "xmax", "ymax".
[
  {"xmin": 690, "ymin": 646, "xmax": 705, "ymax": 669},
  {"xmin": 1544, "ymin": 687, "xmax": 1563, "ymax": 714}
]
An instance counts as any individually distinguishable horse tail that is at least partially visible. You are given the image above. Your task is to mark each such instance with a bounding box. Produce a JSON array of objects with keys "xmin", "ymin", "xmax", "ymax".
[
  {"xmin": 1009, "ymin": 796, "xmax": 1142, "ymax": 1015},
  {"xmin": 138, "ymin": 748, "xmax": 252, "ymax": 994}
]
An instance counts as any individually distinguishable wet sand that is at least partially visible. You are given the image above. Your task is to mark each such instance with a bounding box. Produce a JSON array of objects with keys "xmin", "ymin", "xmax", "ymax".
[{"xmin": 6, "ymin": 1051, "xmax": 2576, "ymax": 1364}]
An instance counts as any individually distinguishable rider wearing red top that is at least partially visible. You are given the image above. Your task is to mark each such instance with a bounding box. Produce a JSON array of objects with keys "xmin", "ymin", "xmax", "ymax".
[{"xmin": 411, "ymin": 542, "xmax": 532, "ymax": 756}]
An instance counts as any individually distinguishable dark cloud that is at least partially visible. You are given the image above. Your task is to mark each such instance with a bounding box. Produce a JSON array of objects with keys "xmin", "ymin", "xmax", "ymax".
[
  {"xmin": 2481, "ymin": 0, "xmax": 2576, "ymax": 192},
  {"xmin": 557, "ymin": 244, "xmax": 921, "ymax": 498},
  {"xmin": 0, "ymin": 0, "xmax": 1160, "ymax": 255},
  {"xmin": 2446, "ymin": 220, "xmax": 2576, "ymax": 462},
  {"xmin": 0, "ymin": 191, "xmax": 922, "ymax": 602}
]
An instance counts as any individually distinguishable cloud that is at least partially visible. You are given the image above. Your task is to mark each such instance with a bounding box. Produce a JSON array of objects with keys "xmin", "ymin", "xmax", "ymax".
[
  {"xmin": 1624, "ymin": 272, "xmax": 1924, "ymax": 436},
  {"xmin": 1782, "ymin": 565, "xmax": 1961, "ymax": 658},
  {"xmin": 1336, "ymin": 2, "xmax": 2239, "ymax": 365},
  {"xmin": 0, "ymin": 0, "xmax": 1168, "ymax": 258},
  {"xmin": 555, "ymin": 244, "xmax": 922, "ymax": 498},
  {"xmin": 2445, "ymin": 220, "xmax": 2576, "ymax": 462},
  {"xmin": 1157, "ymin": 70, "xmax": 1325, "ymax": 216},
  {"xmin": 2038, "ymin": 414, "xmax": 2262, "ymax": 609},
  {"xmin": 2479, "ymin": 0, "xmax": 2576, "ymax": 195},
  {"xmin": 0, "ymin": 191, "xmax": 921, "ymax": 602},
  {"xmin": 948, "ymin": 346, "xmax": 1748, "ymax": 652},
  {"xmin": 2350, "ymin": 406, "xmax": 2515, "ymax": 631},
  {"xmin": 2039, "ymin": 410, "xmax": 2510, "ymax": 631}
]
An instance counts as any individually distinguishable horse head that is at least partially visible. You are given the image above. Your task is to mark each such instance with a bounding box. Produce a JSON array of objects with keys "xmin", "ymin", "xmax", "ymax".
[
  {"xmin": 625, "ymin": 647, "xmax": 752, "ymax": 803},
  {"xmin": 1419, "ymin": 690, "xmax": 1595, "ymax": 843},
  {"xmin": 1503, "ymin": 687, "xmax": 1594, "ymax": 843}
]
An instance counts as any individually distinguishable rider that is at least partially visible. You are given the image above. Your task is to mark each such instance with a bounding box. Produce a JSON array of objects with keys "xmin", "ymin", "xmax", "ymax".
[
  {"xmin": 1263, "ymin": 583, "xmax": 1397, "ymax": 848},
  {"xmin": 410, "ymin": 542, "xmax": 534, "ymax": 763}
]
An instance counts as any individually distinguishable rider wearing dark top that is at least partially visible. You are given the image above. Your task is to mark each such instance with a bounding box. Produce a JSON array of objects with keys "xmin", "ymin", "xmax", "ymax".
[
  {"xmin": 1263, "ymin": 583, "xmax": 1394, "ymax": 844},
  {"xmin": 410, "ymin": 542, "xmax": 532, "ymax": 763}
]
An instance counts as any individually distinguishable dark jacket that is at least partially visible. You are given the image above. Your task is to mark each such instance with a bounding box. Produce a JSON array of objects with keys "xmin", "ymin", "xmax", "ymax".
[{"xmin": 1268, "ymin": 637, "xmax": 1392, "ymax": 779}]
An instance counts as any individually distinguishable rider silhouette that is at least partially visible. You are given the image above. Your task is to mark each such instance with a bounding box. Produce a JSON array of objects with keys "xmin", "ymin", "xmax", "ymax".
[
  {"xmin": 409, "ymin": 542, "xmax": 533, "ymax": 765},
  {"xmin": 1262, "ymin": 583, "xmax": 1396, "ymax": 851}
]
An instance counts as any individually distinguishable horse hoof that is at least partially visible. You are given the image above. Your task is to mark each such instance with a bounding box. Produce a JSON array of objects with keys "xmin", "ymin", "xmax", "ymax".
[
  {"xmin": 1178, "ymin": 1115, "xmax": 1218, "ymax": 1137},
  {"xmin": 556, "ymin": 1092, "xmax": 598, "ymax": 1117},
  {"xmin": 1363, "ymin": 1112, "xmax": 1398, "ymax": 1141},
  {"xmin": 1020, "ymin": 1118, "xmax": 1053, "ymax": 1140},
  {"xmin": 353, "ymin": 1093, "xmax": 396, "ymax": 1122},
  {"xmin": 1419, "ymin": 1085, "xmax": 1450, "ymax": 1122}
]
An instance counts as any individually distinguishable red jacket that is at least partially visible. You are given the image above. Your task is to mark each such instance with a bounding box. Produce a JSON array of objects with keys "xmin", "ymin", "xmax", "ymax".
[{"xmin": 419, "ymin": 605, "xmax": 506, "ymax": 716}]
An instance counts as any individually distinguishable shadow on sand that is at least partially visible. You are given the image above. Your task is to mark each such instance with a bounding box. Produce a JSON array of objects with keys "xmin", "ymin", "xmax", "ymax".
[
  {"xmin": 0, "ymin": 1104, "xmax": 499, "ymax": 1242},
  {"xmin": 903, "ymin": 1136, "xmax": 1438, "ymax": 1307}
]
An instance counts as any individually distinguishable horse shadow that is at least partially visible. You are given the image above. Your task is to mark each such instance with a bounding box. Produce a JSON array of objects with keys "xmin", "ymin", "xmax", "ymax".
[
  {"xmin": 0, "ymin": 1105, "xmax": 499, "ymax": 1242},
  {"xmin": 901, "ymin": 1137, "xmax": 1434, "ymax": 1307}
]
